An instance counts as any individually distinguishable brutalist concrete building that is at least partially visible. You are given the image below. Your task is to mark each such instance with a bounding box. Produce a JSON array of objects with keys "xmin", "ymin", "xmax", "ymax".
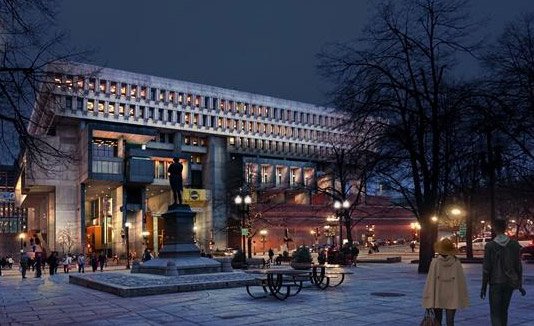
[{"xmin": 16, "ymin": 63, "xmax": 350, "ymax": 258}]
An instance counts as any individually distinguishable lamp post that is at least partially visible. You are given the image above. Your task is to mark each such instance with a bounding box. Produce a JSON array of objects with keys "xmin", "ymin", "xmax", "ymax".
[
  {"xmin": 410, "ymin": 222, "xmax": 421, "ymax": 241},
  {"xmin": 19, "ymin": 233, "xmax": 25, "ymax": 253},
  {"xmin": 234, "ymin": 194, "xmax": 251, "ymax": 258},
  {"xmin": 259, "ymin": 229, "xmax": 267, "ymax": 254},
  {"xmin": 333, "ymin": 200, "xmax": 350, "ymax": 247},
  {"xmin": 124, "ymin": 222, "xmax": 131, "ymax": 269}
]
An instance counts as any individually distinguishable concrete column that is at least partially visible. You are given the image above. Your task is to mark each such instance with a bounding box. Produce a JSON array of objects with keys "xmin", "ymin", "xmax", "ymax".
[
  {"xmin": 204, "ymin": 137, "xmax": 228, "ymax": 248},
  {"xmin": 80, "ymin": 183, "xmax": 86, "ymax": 254}
]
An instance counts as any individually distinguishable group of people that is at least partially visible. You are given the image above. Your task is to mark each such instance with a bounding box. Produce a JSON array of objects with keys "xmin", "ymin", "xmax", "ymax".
[
  {"xmin": 422, "ymin": 219, "xmax": 526, "ymax": 326},
  {"xmin": 17, "ymin": 251, "xmax": 110, "ymax": 278}
]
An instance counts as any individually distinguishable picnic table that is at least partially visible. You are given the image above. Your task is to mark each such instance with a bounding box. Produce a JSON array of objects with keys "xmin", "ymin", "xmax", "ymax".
[
  {"xmin": 310, "ymin": 264, "xmax": 353, "ymax": 290},
  {"xmin": 245, "ymin": 268, "xmax": 309, "ymax": 300}
]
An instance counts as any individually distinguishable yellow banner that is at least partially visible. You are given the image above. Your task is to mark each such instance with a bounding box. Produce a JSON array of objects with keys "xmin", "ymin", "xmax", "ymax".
[{"xmin": 183, "ymin": 189, "xmax": 207, "ymax": 202}]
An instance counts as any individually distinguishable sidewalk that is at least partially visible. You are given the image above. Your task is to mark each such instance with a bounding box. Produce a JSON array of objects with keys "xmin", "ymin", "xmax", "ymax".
[{"xmin": 0, "ymin": 262, "xmax": 532, "ymax": 325}]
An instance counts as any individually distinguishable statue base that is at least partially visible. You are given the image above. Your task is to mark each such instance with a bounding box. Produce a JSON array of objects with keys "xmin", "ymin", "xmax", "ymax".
[{"xmin": 132, "ymin": 204, "xmax": 222, "ymax": 276}]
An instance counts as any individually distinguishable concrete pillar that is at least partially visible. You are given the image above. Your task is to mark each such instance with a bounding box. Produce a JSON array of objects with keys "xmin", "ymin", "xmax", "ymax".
[{"xmin": 204, "ymin": 136, "xmax": 228, "ymax": 249}]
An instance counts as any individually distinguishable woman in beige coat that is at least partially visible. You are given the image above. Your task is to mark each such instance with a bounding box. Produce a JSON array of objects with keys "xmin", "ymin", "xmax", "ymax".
[{"xmin": 422, "ymin": 238, "xmax": 469, "ymax": 326}]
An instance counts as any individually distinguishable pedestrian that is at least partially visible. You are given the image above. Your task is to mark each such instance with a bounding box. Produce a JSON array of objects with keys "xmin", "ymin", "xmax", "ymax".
[
  {"xmin": 422, "ymin": 238, "xmax": 469, "ymax": 326},
  {"xmin": 410, "ymin": 240, "xmax": 416, "ymax": 253},
  {"xmin": 20, "ymin": 252, "xmax": 29, "ymax": 279},
  {"xmin": 350, "ymin": 244, "xmax": 359, "ymax": 267},
  {"xmin": 47, "ymin": 252, "xmax": 58, "ymax": 275},
  {"xmin": 98, "ymin": 252, "xmax": 107, "ymax": 272},
  {"xmin": 481, "ymin": 219, "xmax": 526, "ymax": 326},
  {"xmin": 268, "ymin": 248, "xmax": 274, "ymax": 263},
  {"xmin": 90, "ymin": 252, "xmax": 98, "ymax": 272},
  {"xmin": 77, "ymin": 253, "xmax": 85, "ymax": 273},
  {"xmin": 35, "ymin": 252, "xmax": 42, "ymax": 278},
  {"xmin": 142, "ymin": 249, "xmax": 152, "ymax": 262},
  {"xmin": 62, "ymin": 254, "xmax": 72, "ymax": 273}
]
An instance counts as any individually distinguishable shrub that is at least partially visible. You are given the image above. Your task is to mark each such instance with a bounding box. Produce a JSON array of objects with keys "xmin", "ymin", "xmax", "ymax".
[{"xmin": 291, "ymin": 246, "xmax": 313, "ymax": 263}]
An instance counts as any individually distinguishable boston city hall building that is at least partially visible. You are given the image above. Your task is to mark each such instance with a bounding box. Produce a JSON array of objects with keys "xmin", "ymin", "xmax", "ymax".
[{"xmin": 16, "ymin": 63, "xmax": 412, "ymax": 258}]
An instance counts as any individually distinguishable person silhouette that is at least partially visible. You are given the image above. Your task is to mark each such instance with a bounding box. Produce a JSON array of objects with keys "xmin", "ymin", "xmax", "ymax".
[{"xmin": 168, "ymin": 157, "xmax": 183, "ymax": 205}]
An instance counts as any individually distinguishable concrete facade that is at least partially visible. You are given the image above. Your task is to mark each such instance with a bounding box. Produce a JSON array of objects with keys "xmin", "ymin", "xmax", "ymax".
[{"xmin": 17, "ymin": 62, "xmax": 354, "ymax": 258}]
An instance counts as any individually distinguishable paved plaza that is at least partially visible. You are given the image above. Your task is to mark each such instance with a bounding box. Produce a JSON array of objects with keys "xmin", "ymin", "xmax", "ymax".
[{"xmin": 0, "ymin": 261, "xmax": 533, "ymax": 325}]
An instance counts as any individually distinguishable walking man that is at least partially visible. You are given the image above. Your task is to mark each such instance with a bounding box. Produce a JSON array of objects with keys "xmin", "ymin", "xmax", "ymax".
[{"xmin": 481, "ymin": 219, "xmax": 526, "ymax": 325}]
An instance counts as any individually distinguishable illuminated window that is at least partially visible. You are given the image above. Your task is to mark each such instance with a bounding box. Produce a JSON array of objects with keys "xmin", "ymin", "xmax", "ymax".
[
  {"xmin": 65, "ymin": 77, "xmax": 73, "ymax": 89},
  {"xmin": 99, "ymin": 80, "xmax": 106, "ymax": 93},
  {"xmin": 276, "ymin": 167, "xmax": 283, "ymax": 185},
  {"xmin": 89, "ymin": 79, "xmax": 95, "ymax": 91},
  {"xmin": 76, "ymin": 77, "xmax": 84, "ymax": 89},
  {"xmin": 140, "ymin": 87, "xmax": 147, "ymax": 99},
  {"xmin": 232, "ymin": 120, "xmax": 237, "ymax": 129},
  {"xmin": 186, "ymin": 94, "xmax": 192, "ymax": 106},
  {"xmin": 87, "ymin": 100, "xmax": 94, "ymax": 112},
  {"xmin": 184, "ymin": 136, "xmax": 190, "ymax": 145},
  {"xmin": 159, "ymin": 90, "xmax": 165, "ymax": 102},
  {"xmin": 195, "ymin": 96, "xmax": 200, "ymax": 107},
  {"xmin": 185, "ymin": 113, "xmax": 190, "ymax": 124},
  {"xmin": 220, "ymin": 100, "xmax": 225, "ymax": 110},
  {"xmin": 169, "ymin": 91, "xmax": 175, "ymax": 102},
  {"xmin": 120, "ymin": 84, "xmax": 126, "ymax": 96},
  {"xmin": 178, "ymin": 93, "xmax": 184, "ymax": 105},
  {"xmin": 108, "ymin": 102, "xmax": 115, "ymax": 114},
  {"xmin": 129, "ymin": 105, "xmax": 135, "ymax": 117},
  {"xmin": 130, "ymin": 86, "xmax": 137, "ymax": 98},
  {"xmin": 193, "ymin": 114, "xmax": 198, "ymax": 125},
  {"xmin": 98, "ymin": 101, "xmax": 105, "ymax": 113},
  {"xmin": 119, "ymin": 105, "xmax": 125, "ymax": 116},
  {"xmin": 110, "ymin": 82, "xmax": 117, "ymax": 94},
  {"xmin": 192, "ymin": 137, "xmax": 198, "ymax": 146},
  {"xmin": 229, "ymin": 137, "xmax": 235, "ymax": 146},
  {"xmin": 217, "ymin": 118, "xmax": 223, "ymax": 127},
  {"xmin": 261, "ymin": 165, "xmax": 269, "ymax": 183}
]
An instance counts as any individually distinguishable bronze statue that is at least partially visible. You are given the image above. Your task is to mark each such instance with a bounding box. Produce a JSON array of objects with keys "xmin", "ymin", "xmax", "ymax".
[{"xmin": 168, "ymin": 157, "xmax": 183, "ymax": 205}]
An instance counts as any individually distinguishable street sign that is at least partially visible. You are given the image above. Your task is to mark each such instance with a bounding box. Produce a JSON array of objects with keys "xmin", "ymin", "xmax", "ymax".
[
  {"xmin": 241, "ymin": 228, "xmax": 249, "ymax": 236},
  {"xmin": 458, "ymin": 223, "xmax": 467, "ymax": 237}
]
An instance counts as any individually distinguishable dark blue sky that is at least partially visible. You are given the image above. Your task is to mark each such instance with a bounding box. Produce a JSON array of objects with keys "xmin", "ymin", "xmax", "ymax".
[{"xmin": 57, "ymin": 0, "xmax": 534, "ymax": 106}]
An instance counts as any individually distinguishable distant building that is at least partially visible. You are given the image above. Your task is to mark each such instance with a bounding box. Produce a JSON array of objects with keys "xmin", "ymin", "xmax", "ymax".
[
  {"xmin": 16, "ymin": 63, "xmax": 414, "ymax": 257},
  {"xmin": 0, "ymin": 164, "xmax": 28, "ymax": 256}
]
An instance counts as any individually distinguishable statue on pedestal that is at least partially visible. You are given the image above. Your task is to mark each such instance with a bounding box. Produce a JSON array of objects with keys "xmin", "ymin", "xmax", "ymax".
[{"xmin": 168, "ymin": 157, "xmax": 183, "ymax": 205}]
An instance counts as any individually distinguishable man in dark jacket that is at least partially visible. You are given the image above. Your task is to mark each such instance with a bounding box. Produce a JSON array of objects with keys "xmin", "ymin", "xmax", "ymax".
[{"xmin": 481, "ymin": 219, "xmax": 526, "ymax": 326}]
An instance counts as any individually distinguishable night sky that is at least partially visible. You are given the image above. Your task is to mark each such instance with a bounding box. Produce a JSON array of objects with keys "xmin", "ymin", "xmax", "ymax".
[{"xmin": 57, "ymin": 0, "xmax": 534, "ymax": 106}]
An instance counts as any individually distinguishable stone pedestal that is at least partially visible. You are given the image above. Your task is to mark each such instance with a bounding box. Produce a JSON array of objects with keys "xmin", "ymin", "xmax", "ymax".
[{"xmin": 132, "ymin": 204, "xmax": 221, "ymax": 276}]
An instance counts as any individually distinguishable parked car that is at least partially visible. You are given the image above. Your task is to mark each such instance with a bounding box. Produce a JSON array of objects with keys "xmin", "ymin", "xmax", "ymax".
[
  {"xmin": 520, "ymin": 244, "xmax": 534, "ymax": 260},
  {"xmin": 457, "ymin": 237, "xmax": 492, "ymax": 253}
]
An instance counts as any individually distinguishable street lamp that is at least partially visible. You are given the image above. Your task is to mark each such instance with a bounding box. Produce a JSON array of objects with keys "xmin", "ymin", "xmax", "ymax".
[
  {"xmin": 124, "ymin": 222, "xmax": 131, "ymax": 269},
  {"xmin": 259, "ymin": 229, "xmax": 267, "ymax": 254},
  {"xmin": 234, "ymin": 194, "xmax": 252, "ymax": 258},
  {"xmin": 410, "ymin": 222, "xmax": 421, "ymax": 241},
  {"xmin": 18, "ymin": 233, "xmax": 25, "ymax": 253},
  {"xmin": 333, "ymin": 200, "xmax": 350, "ymax": 247}
]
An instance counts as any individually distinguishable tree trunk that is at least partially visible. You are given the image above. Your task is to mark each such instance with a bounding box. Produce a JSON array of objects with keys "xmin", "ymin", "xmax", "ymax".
[{"xmin": 418, "ymin": 218, "xmax": 438, "ymax": 274}]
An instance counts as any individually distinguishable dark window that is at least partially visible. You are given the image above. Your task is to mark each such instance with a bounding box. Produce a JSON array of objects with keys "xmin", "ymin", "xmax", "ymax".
[
  {"xmin": 92, "ymin": 138, "xmax": 118, "ymax": 158},
  {"xmin": 77, "ymin": 98, "xmax": 83, "ymax": 110},
  {"xmin": 150, "ymin": 88, "xmax": 157, "ymax": 101},
  {"xmin": 191, "ymin": 170, "xmax": 202, "ymax": 188},
  {"xmin": 66, "ymin": 96, "xmax": 72, "ymax": 109}
]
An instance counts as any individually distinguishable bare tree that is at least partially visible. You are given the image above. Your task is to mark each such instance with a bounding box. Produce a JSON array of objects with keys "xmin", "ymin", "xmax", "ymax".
[
  {"xmin": 0, "ymin": 0, "xmax": 90, "ymax": 171},
  {"xmin": 318, "ymin": 0, "xmax": 480, "ymax": 273},
  {"xmin": 57, "ymin": 222, "xmax": 77, "ymax": 254}
]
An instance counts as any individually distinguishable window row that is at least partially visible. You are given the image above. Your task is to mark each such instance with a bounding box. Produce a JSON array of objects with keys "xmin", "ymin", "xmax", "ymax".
[
  {"xmin": 55, "ymin": 74, "xmax": 344, "ymax": 128},
  {"xmin": 229, "ymin": 137, "xmax": 332, "ymax": 156},
  {"xmin": 78, "ymin": 98, "xmax": 335, "ymax": 143}
]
